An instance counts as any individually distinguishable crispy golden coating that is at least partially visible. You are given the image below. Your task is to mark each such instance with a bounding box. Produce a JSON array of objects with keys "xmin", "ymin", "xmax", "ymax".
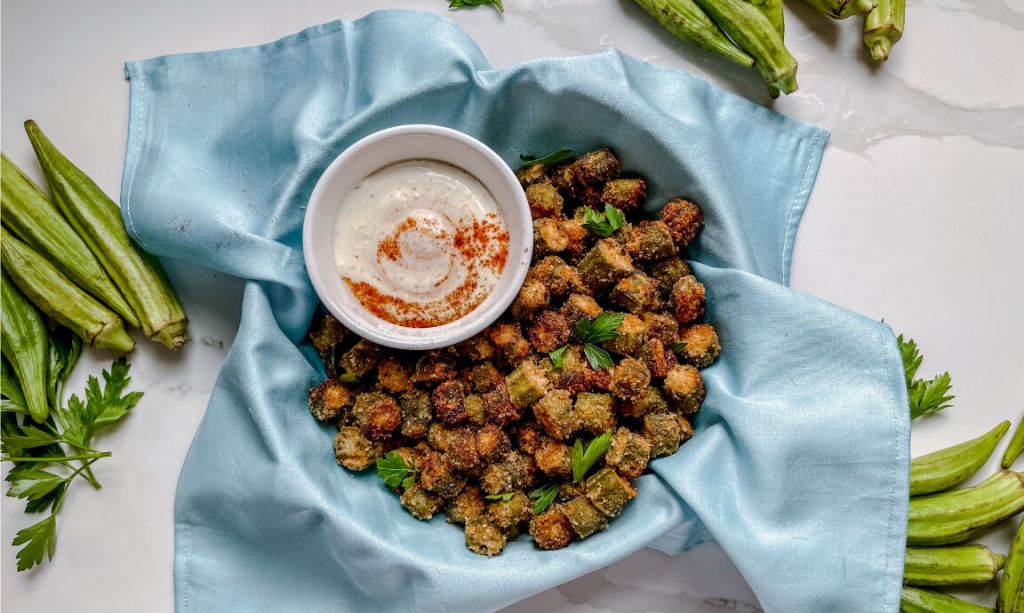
[
  {"xmin": 533, "ymin": 389, "xmax": 578, "ymax": 440},
  {"xmin": 535, "ymin": 437, "xmax": 573, "ymax": 478},
  {"xmin": 432, "ymin": 380, "xmax": 467, "ymax": 425},
  {"xmin": 643, "ymin": 338, "xmax": 677, "ymax": 378},
  {"xmin": 488, "ymin": 491, "xmax": 532, "ymax": 537},
  {"xmin": 609, "ymin": 357, "xmax": 651, "ymax": 400},
  {"xmin": 468, "ymin": 362, "xmax": 504, "ymax": 393},
  {"xmin": 526, "ymin": 182, "xmax": 565, "ymax": 219},
  {"xmin": 574, "ymin": 392, "xmax": 616, "ymax": 435},
  {"xmin": 333, "ymin": 426, "xmax": 382, "ymax": 471},
  {"xmin": 602, "ymin": 313, "xmax": 648, "ymax": 357},
  {"xmin": 419, "ymin": 451, "xmax": 466, "ymax": 500},
  {"xmin": 309, "ymin": 379, "xmax": 352, "ymax": 422},
  {"xmin": 516, "ymin": 163, "xmax": 548, "ymax": 188},
  {"xmin": 339, "ymin": 339, "xmax": 383, "ymax": 380},
  {"xmin": 514, "ymin": 421, "xmax": 545, "ymax": 456},
  {"xmin": 648, "ymin": 256, "xmax": 692, "ymax": 297},
  {"xmin": 447, "ymin": 427, "xmax": 481, "ymax": 472},
  {"xmin": 398, "ymin": 390, "xmax": 432, "ymax": 439},
  {"xmin": 643, "ymin": 413, "xmax": 684, "ymax": 457},
  {"xmin": 606, "ymin": 427, "xmax": 652, "ymax": 480},
  {"xmin": 562, "ymin": 496, "xmax": 608, "ymax": 539},
  {"xmin": 554, "ymin": 345, "xmax": 596, "ymax": 394},
  {"xmin": 376, "ymin": 357, "xmax": 413, "ymax": 394},
  {"xmin": 642, "ymin": 311, "xmax": 679, "ymax": 345},
  {"xmin": 401, "ymin": 485, "xmax": 443, "ymax": 520},
  {"xmin": 465, "ymin": 518, "xmax": 507, "ymax": 556},
  {"xmin": 585, "ymin": 467, "xmax": 636, "ymax": 517},
  {"xmin": 602, "ymin": 178, "xmax": 646, "ymax": 211},
  {"xmin": 446, "ymin": 484, "xmax": 487, "ymax": 525},
  {"xmin": 534, "ymin": 217, "xmax": 570, "ymax": 256},
  {"xmin": 529, "ymin": 508, "xmax": 574, "ymax": 550},
  {"xmin": 560, "ymin": 293, "xmax": 603, "ymax": 323},
  {"xmin": 488, "ymin": 322, "xmax": 532, "ymax": 367},
  {"xmin": 618, "ymin": 387, "xmax": 670, "ymax": 418},
  {"xmin": 662, "ymin": 364, "xmax": 706, "ymax": 414},
  {"xmin": 679, "ymin": 324, "xmax": 721, "ymax": 368},
  {"xmin": 456, "ymin": 334, "xmax": 497, "ymax": 362},
  {"xmin": 660, "ymin": 198, "xmax": 704, "ymax": 246},
  {"xmin": 610, "ymin": 274, "xmax": 661, "ymax": 314},
  {"xmin": 464, "ymin": 394, "xmax": 486, "ymax": 426},
  {"xmin": 578, "ymin": 239, "xmax": 634, "ymax": 292},
  {"xmin": 480, "ymin": 451, "xmax": 534, "ymax": 495},
  {"xmin": 572, "ymin": 148, "xmax": 621, "ymax": 186},
  {"xmin": 625, "ymin": 220, "xmax": 677, "ymax": 262},
  {"xmin": 411, "ymin": 350, "xmax": 458, "ymax": 384},
  {"xmin": 477, "ymin": 423, "xmax": 512, "ymax": 461},
  {"xmin": 528, "ymin": 256, "xmax": 576, "ymax": 298},
  {"xmin": 483, "ymin": 383, "xmax": 519, "ymax": 427},
  {"xmin": 352, "ymin": 392, "xmax": 401, "ymax": 440},
  {"xmin": 505, "ymin": 359, "xmax": 551, "ymax": 409},
  {"xmin": 561, "ymin": 216, "xmax": 592, "ymax": 260},
  {"xmin": 671, "ymin": 275, "xmax": 706, "ymax": 325},
  {"xmin": 308, "ymin": 314, "xmax": 348, "ymax": 356},
  {"xmin": 510, "ymin": 278, "xmax": 550, "ymax": 321},
  {"xmin": 527, "ymin": 310, "xmax": 571, "ymax": 353}
]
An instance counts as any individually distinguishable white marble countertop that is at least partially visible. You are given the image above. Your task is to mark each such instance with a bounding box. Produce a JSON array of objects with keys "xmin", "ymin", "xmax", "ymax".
[{"xmin": 2, "ymin": 1, "xmax": 1022, "ymax": 611}]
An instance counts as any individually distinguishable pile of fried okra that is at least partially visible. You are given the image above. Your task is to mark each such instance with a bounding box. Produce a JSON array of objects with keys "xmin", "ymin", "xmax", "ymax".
[{"xmin": 307, "ymin": 148, "xmax": 719, "ymax": 556}]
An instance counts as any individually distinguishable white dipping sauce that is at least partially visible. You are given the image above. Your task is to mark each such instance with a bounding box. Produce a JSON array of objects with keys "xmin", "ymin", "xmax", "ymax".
[{"xmin": 333, "ymin": 160, "xmax": 509, "ymax": 328}]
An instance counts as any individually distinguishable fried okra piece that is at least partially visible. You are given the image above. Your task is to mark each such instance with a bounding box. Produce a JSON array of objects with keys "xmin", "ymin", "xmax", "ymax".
[
  {"xmin": 534, "ymin": 217, "xmax": 569, "ymax": 256},
  {"xmin": 334, "ymin": 426, "xmax": 383, "ymax": 470},
  {"xmin": 308, "ymin": 314, "xmax": 348, "ymax": 356},
  {"xmin": 483, "ymin": 384, "xmax": 519, "ymax": 426},
  {"xmin": 643, "ymin": 413, "xmax": 684, "ymax": 457},
  {"xmin": 602, "ymin": 178, "xmax": 646, "ymax": 211},
  {"xmin": 510, "ymin": 278, "xmax": 549, "ymax": 321},
  {"xmin": 464, "ymin": 394, "xmax": 486, "ymax": 426},
  {"xmin": 548, "ymin": 163, "xmax": 576, "ymax": 196},
  {"xmin": 671, "ymin": 275, "xmax": 706, "ymax": 325},
  {"xmin": 662, "ymin": 365, "xmax": 706, "ymax": 414},
  {"xmin": 488, "ymin": 491, "xmax": 532, "ymax": 537},
  {"xmin": 602, "ymin": 313, "xmax": 647, "ymax": 357},
  {"xmin": 428, "ymin": 422, "xmax": 459, "ymax": 452},
  {"xmin": 432, "ymin": 380, "xmax": 467, "ymax": 425},
  {"xmin": 562, "ymin": 216, "xmax": 591, "ymax": 260},
  {"xmin": 679, "ymin": 324, "xmax": 721, "ymax": 368},
  {"xmin": 610, "ymin": 274, "xmax": 661, "ymax": 314},
  {"xmin": 574, "ymin": 392, "xmax": 615, "ymax": 435},
  {"xmin": 480, "ymin": 451, "xmax": 534, "ymax": 495},
  {"xmin": 419, "ymin": 450, "xmax": 466, "ymax": 500},
  {"xmin": 515, "ymin": 421, "xmax": 545, "ymax": 455},
  {"xmin": 642, "ymin": 311, "xmax": 679, "ymax": 345},
  {"xmin": 558, "ymin": 481, "xmax": 587, "ymax": 503},
  {"xmin": 553, "ymin": 345, "xmax": 595, "ymax": 394},
  {"xmin": 339, "ymin": 339, "xmax": 383, "ymax": 380},
  {"xmin": 469, "ymin": 361, "xmax": 504, "ymax": 393},
  {"xmin": 477, "ymin": 423, "xmax": 512, "ymax": 461},
  {"xmin": 578, "ymin": 239, "xmax": 634, "ymax": 292},
  {"xmin": 456, "ymin": 334, "xmax": 496, "ymax": 362},
  {"xmin": 309, "ymin": 379, "xmax": 352, "ymax": 422},
  {"xmin": 643, "ymin": 338, "xmax": 677, "ymax": 378},
  {"xmin": 465, "ymin": 518, "xmax": 507, "ymax": 556},
  {"xmin": 528, "ymin": 310, "xmax": 571, "ymax": 353},
  {"xmin": 398, "ymin": 390, "xmax": 432, "ymax": 439},
  {"xmin": 585, "ymin": 467, "xmax": 637, "ymax": 517},
  {"xmin": 516, "ymin": 163, "xmax": 548, "ymax": 188},
  {"xmin": 562, "ymin": 496, "xmax": 609, "ymax": 539},
  {"xmin": 376, "ymin": 357, "xmax": 413, "ymax": 394},
  {"xmin": 572, "ymin": 148, "xmax": 621, "ymax": 186},
  {"xmin": 506, "ymin": 359, "xmax": 551, "ymax": 409},
  {"xmin": 489, "ymin": 322, "xmax": 532, "ymax": 367},
  {"xmin": 530, "ymin": 255, "xmax": 579, "ymax": 298},
  {"xmin": 533, "ymin": 389, "xmax": 578, "ymax": 440},
  {"xmin": 411, "ymin": 350, "xmax": 458, "ymax": 384},
  {"xmin": 429, "ymin": 425, "xmax": 480, "ymax": 472},
  {"xmin": 535, "ymin": 437, "xmax": 573, "ymax": 478},
  {"xmin": 560, "ymin": 293, "xmax": 603, "ymax": 323},
  {"xmin": 352, "ymin": 392, "xmax": 402, "ymax": 440},
  {"xmin": 625, "ymin": 220, "xmax": 677, "ymax": 262},
  {"xmin": 648, "ymin": 256, "xmax": 692, "ymax": 297},
  {"xmin": 526, "ymin": 182, "xmax": 565, "ymax": 219},
  {"xmin": 447, "ymin": 484, "xmax": 487, "ymax": 525},
  {"xmin": 619, "ymin": 387, "xmax": 670, "ymax": 418},
  {"xmin": 606, "ymin": 427, "xmax": 652, "ymax": 480},
  {"xmin": 609, "ymin": 358, "xmax": 651, "ymax": 400},
  {"xmin": 529, "ymin": 508, "xmax": 574, "ymax": 550},
  {"xmin": 400, "ymin": 485, "xmax": 443, "ymax": 520},
  {"xmin": 660, "ymin": 198, "xmax": 704, "ymax": 246}
]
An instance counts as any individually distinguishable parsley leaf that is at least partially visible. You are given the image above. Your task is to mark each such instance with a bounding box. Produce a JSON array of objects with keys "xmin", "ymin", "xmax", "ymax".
[
  {"xmin": 61, "ymin": 358, "xmax": 143, "ymax": 449},
  {"xmin": 897, "ymin": 334, "xmax": 922, "ymax": 387},
  {"xmin": 909, "ymin": 373, "xmax": 954, "ymax": 420},
  {"xmin": 581, "ymin": 204, "xmax": 625, "ymax": 238},
  {"xmin": 485, "ymin": 492, "xmax": 515, "ymax": 502},
  {"xmin": 575, "ymin": 312, "xmax": 624, "ymax": 344},
  {"xmin": 571, "ymin": 432, "xmax": 612, "ymax": 483},
  {"xmin": 548, "ymin": 346, "xmax": 569, "ymax": 369},
  {"xmin": 6, "ymin": 469, "xmax": 65, "ymax": 501},
  {"xmin": 46, "ymin": 329, "xmax": 81, "ymax": 413},
  {"xmin": 529, "ymin": 483, "xmax": 559, "ymax": 514},
  {"xmin": 376, "ymin": 451, "xmax": 417, "ymax": 489},
  {"xmin": 519, "ymin": 148, "xmax": 573, "ymax": 166},
  {"xmin": 12, "ymin": 513, "xmax": 56, "ymax": 572},
  {"xmin": 1, "ymin": 426, "xmax": 60, "ymax": 450},
  {"xmin": 671, "ymin": 342, "xmax": 687, "ymax": 354},
  {"xmin": 448, "ymin": 0, "xmax": 504, "ymax": 12},
  {"xmin": 582, "ymin": 344, "xmax": 614, "ymax": 370}
]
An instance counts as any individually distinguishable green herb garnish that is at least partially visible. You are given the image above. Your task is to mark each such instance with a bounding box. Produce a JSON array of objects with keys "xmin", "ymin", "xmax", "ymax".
[
  {"xmin": 519, "ymin": 147, "xmax": 573, "ymax": 166},
  {"xmin": 581, "ymin": 204, "xmax": 625, "ymax": 238},
  {"xmin": 485, "ymin": 492, "xmax": 515, "ymax": 502},
  {"xmin": 529, "ymin": 483, "xmax": 559, "ymax": 514},
  {"xmin": 376, "ymin": 451, "xmax": 417, "ymax": 489},
  {"xmin": 571, "ymin": 432, "xmax": 612, "ymax": 483},
  {"xmin": 573, "ymin": 312, "xmax": 624, "ymax": 370},
  {"xmin": 548, "ymin": 345, "xmax": 569, "ymax": 369},
  {"xmin": 671, "ymin": 341, "xmax": 687, "ymax": 354},
  {"xmin": 898, "ymin": 334, "xmax": 955, "ymax": 420},
  {"xmin": 337, "ymin": 372, "xmax": 358, "ymax": 384},
  {"xmin": 448, "ymin": 0, "xmax": 504, "ymax": 12}
]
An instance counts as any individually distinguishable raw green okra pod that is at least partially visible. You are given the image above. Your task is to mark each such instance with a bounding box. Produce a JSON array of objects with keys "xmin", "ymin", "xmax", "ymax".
[
  {"xmin": 0, "ymin": 271, "xmax": 50, "ymax": 422},
  {"xmin": 800, "ymin": 0, "xmax": 875, "ymax": 19},
  {"xmin": 632, "ymin": 0, "xmax": 754, "ymax": 67},
  {"xmin": 863, "ymin": 0, "xmax": 904, "ymax": 61},
  {"xmin": 908, "ymin": 471, "xmax": 1024, "ymax": 547},
  {"xmin": 1000, "ymin": 518, "xmax": 1024, "ymax": 613},
  {"xmin": 901, "ymin": 586, "xmax": 994, "ymax": 612},
  {"xmin": 911, "ymin": 421, "xmax": 1010, "ymax": 496},
  {"xmin": 1002, "ymin": 417, "xmax": 1024, "ymax": 469},
  {"xmin": 904, "ymin": 544, "xmax": 1005, "ymax": 587}
]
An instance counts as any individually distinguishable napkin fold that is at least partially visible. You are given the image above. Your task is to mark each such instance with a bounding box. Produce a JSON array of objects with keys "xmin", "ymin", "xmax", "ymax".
[{"xmin": 121, "ymin": 10, "xmax": 909, "ymax": 612}]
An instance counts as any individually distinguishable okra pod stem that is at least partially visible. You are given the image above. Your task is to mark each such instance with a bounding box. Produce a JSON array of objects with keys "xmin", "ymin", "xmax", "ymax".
[
  {"xmin": 0, "ymin": 272, "xmax": 49, "ymax": 422},
  {"xmin": 908, "ymin": 471, "xmax": 1024, "ymax": 547},
  {"xmin": 747, "ymin": 0, "xmax": 785, "ymax": 98},
  {"xmin": 911, "ymin": 421, "xmax": 1011, "ymax": 496},
  {"xmin": 901, "ymin": 587, "xmax": 994, "ymax": 612},
  {"xmin": 904, "ymin": 544, "xmax": 1006, "ymax": 587},
  {"xmin": 863, "ymin": 0, "xmax": 905, "ymax": 61},
  {"xmin": 800, "ymin": 0, "xmax": 876, "ymax": 19},
  {"xmin": 1, "ymin": 227, "xmax": 134, "ymax": 353},
  {"xmin": 1002, "ymin": 417, "xmax": 1024, "ymax": 469},
  {"xmin": 25, "ymin": 120, "xmax": 188, "ymax": 350},
  {"xmin": 632, "ymin": 0, "xmax": 755, "ymax": 67},
  {"xmin": 999, "ymin": 518, "xmax": 1024, "ymax": 613},
  {"xmin": 691, "ymin": 0, "xmax": 799, "ymax": 94},
  {"xmin": 1, "ymin": 154, "xmax": 139, "ymax": 328}
]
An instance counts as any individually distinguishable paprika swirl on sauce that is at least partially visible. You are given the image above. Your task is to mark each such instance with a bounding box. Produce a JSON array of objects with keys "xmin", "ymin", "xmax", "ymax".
[{"xmin": 333, "ymin": 160, "xmax": 509, "ymax": 328}]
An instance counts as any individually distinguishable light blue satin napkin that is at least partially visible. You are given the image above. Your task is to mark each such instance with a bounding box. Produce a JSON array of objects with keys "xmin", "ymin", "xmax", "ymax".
[{"xmin": 121, "ymin": 10, "xmax": 909, "ymax": 612}]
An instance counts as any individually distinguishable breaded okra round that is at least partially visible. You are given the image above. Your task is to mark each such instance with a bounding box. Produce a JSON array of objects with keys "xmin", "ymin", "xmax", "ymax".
[
  {"xmin": 662, "ymin": 364, "xmax": 706, "ymax": 414},
  {"xmin": 609, "ymin": 357, "xmax": 651, "ymax": 400},
  {"xmin": 400, "ymin": 485, "xmax": 443, "ymax": 520},
  {"xmin": 671, "ymin": 275, "xmax": 706, "ymax": 325},
  {"xmin": 465, "ymin": 518, "xmax": 507, "ymax": 557},
  {"xmin": 352, "ymin": 391, "xmax": 401, "ymax": 440},
  {"xmin": 660, "ymin": 198, "xmax": 704, "ymax": 246},
  {"xmin": 527, "ymin": 310, "xmax": 571, "ymax": 353},
  {"xmin": 308, "ymin": 379, "xmax": 352, "ymax": 422},
  {"xmin": 534, "ymin": 217, "xmax": 570, "ymax": 256},
  {"xmin": 679, "ymin": 323, "xmax": 721, "ymax": 368},
  {"xmin": 446, "ymin": 484, "xmax": 486, "ymax": 525},
  {"xmin": 333, "ymin": 426, "xmax": 382, "ymax": 471},
  {"xmin": 488, "ymin": 491, "xmax": 532, "ymax": 537},
  {"xmin": 526, "ymin": 182, "xmax": 565, "ymax": 218},
  {"xmin": 529, "ymin": 508, "xmax": 574, "ymax": 550}
]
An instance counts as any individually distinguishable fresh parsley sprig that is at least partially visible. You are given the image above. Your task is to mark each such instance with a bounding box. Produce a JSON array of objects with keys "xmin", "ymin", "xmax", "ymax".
[
  {"xmin": 529, "ymin": 483, "xmax": 559, "ymax": 514},
  {"xmin": 571, "ymin": 432, "xmax": 612, "ymax": 483},
  {"xmin": 376, "ymin": 451, "xmax": 417, "ymax": 489},
  {"xmin": 576, "ymin": 312, "xmax": 625, "ymax": 370},
  {"xmin": 519, "ymin": 147, "xmax": 573, "ymax": 166},
  {"xmin": 581, "ymin": 204, "xmax": 625, "ymax": 238},
  {"xmin": 448, "ymin": 0, "xmax": 504, "ymax": 13},
  {"xmin": 548, "ymin": 346, "xmax": 569, "ymax": 369},
  {"xmin": 897, "ymin": 334, "xmax": 955, "ymax": 420}
]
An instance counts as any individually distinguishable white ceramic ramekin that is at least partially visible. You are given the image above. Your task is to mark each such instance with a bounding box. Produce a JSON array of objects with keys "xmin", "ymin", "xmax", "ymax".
[{"xmin": 302, "ymin": 125, "xmax": 532, "ymax": 350}]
